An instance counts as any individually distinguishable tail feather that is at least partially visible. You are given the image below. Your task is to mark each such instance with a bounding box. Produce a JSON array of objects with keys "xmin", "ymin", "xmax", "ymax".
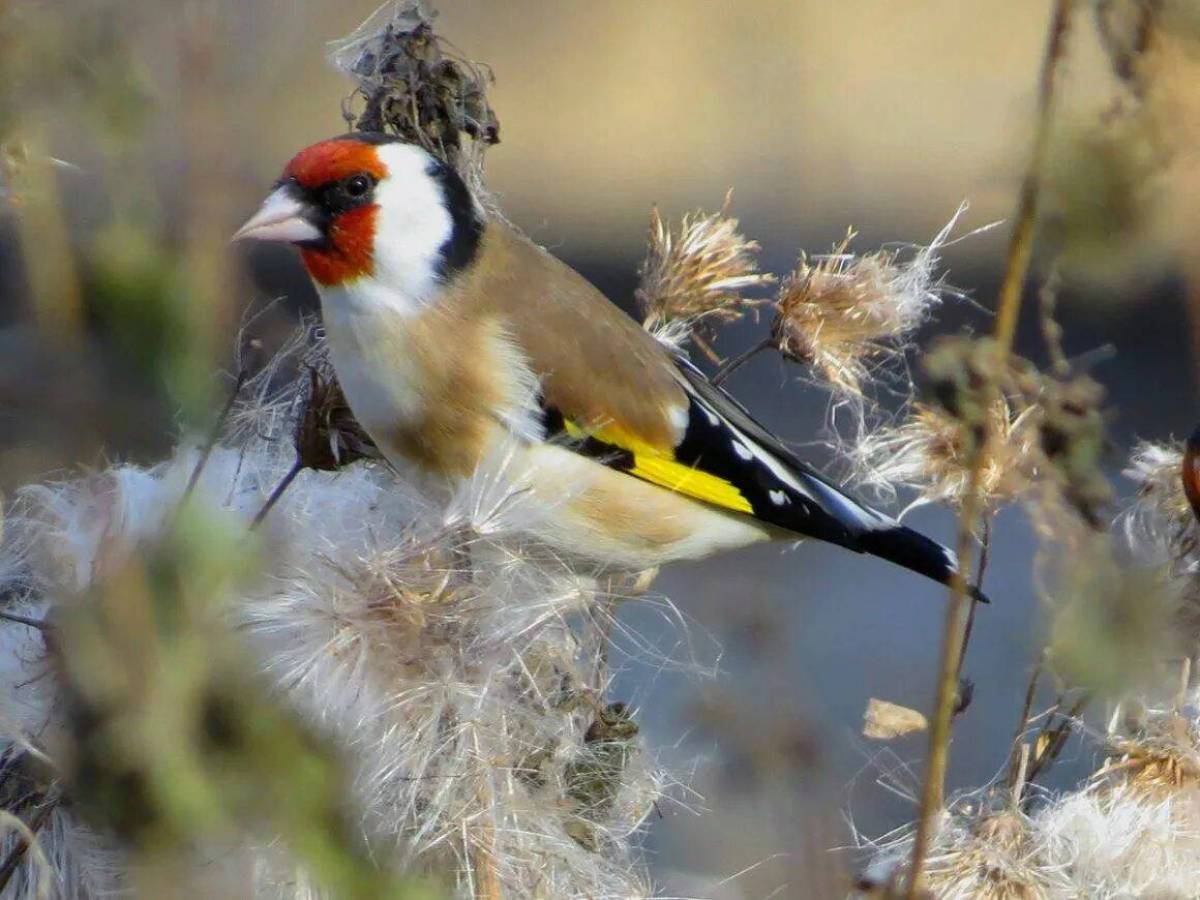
[{"xmin": 856, "ymin": 524, "xmax": 989, "ymax": 603}]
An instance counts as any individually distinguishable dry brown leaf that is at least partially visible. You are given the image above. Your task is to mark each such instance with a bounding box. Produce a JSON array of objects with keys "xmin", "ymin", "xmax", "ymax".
[{"xmin": 863, "ymin": 698, "xmax": 928, "ymax": 740}]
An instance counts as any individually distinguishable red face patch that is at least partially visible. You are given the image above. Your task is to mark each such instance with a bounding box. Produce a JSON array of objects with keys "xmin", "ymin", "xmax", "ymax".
[
  {"xmin": 300, "ymin": 205, "xmax": 379, "ymax": 286},
  {"xmin": 283, "ymin": 139, "xmax": 389, "ymax": 190},
  {"xmin": 282, "ymin": 139, "xmax": 390, "ymax": 286}
]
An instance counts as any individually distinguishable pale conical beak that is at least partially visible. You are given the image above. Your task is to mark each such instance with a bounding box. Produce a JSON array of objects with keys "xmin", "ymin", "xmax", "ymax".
[{"xmin": 232, "ymin": 185, "xmax": 323, "ymax": 244}]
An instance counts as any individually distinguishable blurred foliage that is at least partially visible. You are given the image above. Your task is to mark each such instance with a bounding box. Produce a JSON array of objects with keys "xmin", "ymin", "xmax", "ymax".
[
  {"xmin": 56, "ymin": 501, "xmax": 438, "ymax": 898},
  {"xmin": 1047, "ymin": 537, "xmax": 1183, "ymax": 699},
  {"xmin": 85, "ymin": 221, "xmax": 188, "ymax": 390}
]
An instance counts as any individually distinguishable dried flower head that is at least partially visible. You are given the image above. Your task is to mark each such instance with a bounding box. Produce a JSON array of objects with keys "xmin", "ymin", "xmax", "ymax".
[
  {"xmin": 635, "ymin": 195, "xmax": 774, "ymax": 351},
  {"xmin": 294, "ymin": 362, "xmax": 378, "ymax": 471},
  {"xmin": 771, "ymin": 208, "xmax": 965, "ymax": 398},
  {"xmin": 1035, "ymin": 374, "xmax": 1113, "ymax": 529},
  {"xmin": 331, "ymin": 0, "xmax": 499, "ymax": 193},
  {"xmin": 851, "ymin": 398, "xmax": 1038, "ymax": 513},
  {"xmin": 1119, "ymin": 437, "xmax": 1200, "ymax": 651},
  {"xmin": 920, "ymin": 811, "xmax": 1061, "ymax": 900},
  {"xmin": 858, "ymin": 803, "xmax": 1069, "ymax": 900},
  {"xmin": 1097, "ymin": 710, "xmax": 1200, "ymax": 795},
  {"xmin": 1122, "ymin": 439, "xmax": 1198, "ymax": 565}
]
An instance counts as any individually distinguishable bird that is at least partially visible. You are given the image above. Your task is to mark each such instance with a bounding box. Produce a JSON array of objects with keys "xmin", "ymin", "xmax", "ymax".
[{"xmin": 234, "ymin": 131, "xmax": 979, "ymax": 599}]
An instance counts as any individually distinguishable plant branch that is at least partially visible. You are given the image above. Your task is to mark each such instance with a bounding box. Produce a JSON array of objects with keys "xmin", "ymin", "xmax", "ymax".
[
  {"xmin": 993, "ymin": 0, "xmax": 1075, "ymax": 355},
  {"xmin": 904, "ymin": 2, "xmax": 1076, "ymax": 893},
  {"xmin": 903, "ymin": 457, "xmax": 984, "ymax": 897},
  {"xmin": 1007, "ymin": 658, "xmax": 1043, "ymax": 794},
  {"xmin": 955, "ymin": 517, "xmax": 992, "ymax": 685},
  {"xmin": 711, "ymin": 338, "xmax": 772, "ymax": 386},
  {"xmin": 0, "ymin": 796, "xmax": 57, "ymax": 894},
  {"xmin": 249, "ymin": 459, "xmax": 303, "ymax": 530},
  {"xmin": 182, "ymin": 369, "xmax": 247, "ymax": 505},
  {"xmin": 1024, "ymin": 692, "xmax": 1091, "ymax": 789}
]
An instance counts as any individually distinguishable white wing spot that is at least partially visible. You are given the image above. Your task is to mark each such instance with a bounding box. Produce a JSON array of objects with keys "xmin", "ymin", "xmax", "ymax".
[
  {"xmin": 769, "ymin": 489, "xmax": 789, "ymax": 506},
  {"xmin": 704, "ymin": 408, "xmax": 720, "ymax": 426},
  {"xmin": 732, "ymin": 441, "xmax": 753, "ymax": 461},
  {"xmin": 667, "ymin": 404, "xmax": 690, "ymax": 437}
]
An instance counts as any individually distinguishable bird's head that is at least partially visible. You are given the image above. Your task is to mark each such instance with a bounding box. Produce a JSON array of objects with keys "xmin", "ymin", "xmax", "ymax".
[{"xmin": 235, "ymin": 133, "xmax": 484, "ymax": 297}]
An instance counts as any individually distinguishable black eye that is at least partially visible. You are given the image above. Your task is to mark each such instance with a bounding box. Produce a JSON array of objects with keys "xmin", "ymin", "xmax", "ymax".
[{"xmin": 344, "ymin": 174, "xmax": 372, "ymax": 198}]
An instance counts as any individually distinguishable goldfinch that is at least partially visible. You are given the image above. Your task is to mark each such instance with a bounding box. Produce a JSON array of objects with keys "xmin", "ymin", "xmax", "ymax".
[{"xmin": 235, "ymin": 133, "xmax": 973, "ymax": 595}]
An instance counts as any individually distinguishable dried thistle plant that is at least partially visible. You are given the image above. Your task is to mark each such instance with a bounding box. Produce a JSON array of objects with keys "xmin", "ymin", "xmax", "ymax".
[
  {"xmin": 635, "ymin": 196, "xmax": 774, "ymax": 353},
  {"xmin": 851, "ymin": 398, "xmax": 1039, "ymax": 514},
  {"xmin": 330, "ymin": 0, "xmax": 499, "ymax": 192},
  {"xmin": 293, "ymin": 362, "xmax": 379, "ymax": 473},
  {"xmin": 1034, "ymin": 374, "xmax": 1113, "ymax": 530},
  {"xmin": 918, "ymin": 811, "xmax": 1062, "ymax": 900},
  {"xmin": 1123, "ymin": 439, "xmax": 1198, "ymax": 564},
  {"xmin": 770, "ymin": 210, "xmax": 965, "ymax": 400},
  {"xmin": 0, "ymin": 324, "xmax": 670, "ymax": 898},
  {"xmin": 858, "ymin": 802, "xmax": 1069, "ymax": 900},
  {"xmin": 869, "ymin": 695, "xmax": 1200, "ymax": 899},
  {"xmin": 1097, "ymin": 710, "xmax": 1200, "ymax": 795},
  {"xmin": 845, "ymin": 335, "xmax": 1041, "ymax": 521}
]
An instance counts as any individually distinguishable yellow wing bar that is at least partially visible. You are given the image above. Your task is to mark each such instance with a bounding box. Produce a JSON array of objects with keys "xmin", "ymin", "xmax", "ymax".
[{"xmin": 562, "ymin": 419, "xmax": 754, "ymax": 515}]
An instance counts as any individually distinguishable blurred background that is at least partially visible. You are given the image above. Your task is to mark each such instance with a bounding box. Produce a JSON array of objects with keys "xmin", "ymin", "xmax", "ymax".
[{"xmin": 2, "ymin": 0, "xmax": 1197, "ymax": 895}]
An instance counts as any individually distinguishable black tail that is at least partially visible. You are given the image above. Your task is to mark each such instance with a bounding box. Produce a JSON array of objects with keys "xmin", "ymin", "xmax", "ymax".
[{"xmin": 856, "ymin": 524, "xmax": 989, "ymax": 603}]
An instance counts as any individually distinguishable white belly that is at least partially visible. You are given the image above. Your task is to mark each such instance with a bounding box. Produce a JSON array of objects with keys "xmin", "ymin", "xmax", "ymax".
[{"xmin": 459, "ymin": 439, "xmax": 773, "ymax": 571}]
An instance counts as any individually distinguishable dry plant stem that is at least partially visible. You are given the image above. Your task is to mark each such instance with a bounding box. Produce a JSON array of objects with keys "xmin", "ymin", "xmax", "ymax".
[
  {"xmin": 955, "ymin": 518, "xmax": 992, "ymax": 684},
  {"xmin": 904, "ymin": 4, "xmax": 1076, "ymax": 894},
  {"xmin": 1038, "ymin": 266, "xmax": 1070, "ymax": 376},
  {"xmin": 474, "ymin": 817, "xmax": 503, "ymax": 900},
  {"xmin": 711, "ymin": 337, "xmax": 773, "ymax": 386},
  {"xmin": 0, "ymin": 797, "xmax": 57, "ymax": 894},
  {"xmin": 0, "ymin": 610, "xmax": 51, "ymax": 633},
  {"xmin": 1010, "ymin": 743, "xmax": 1031, "ymax": 809},
  {"xmin": 993, "ymin": 0, "xmax": 1076, "ymax": 354},
  {"xmin": 1024, "ymin": 693, "xmax": 1090, "ymax": 788},
  {"xmin": 182, "ymin": 370, "xmax": 247, "ymax": 504},
  {"xmin": 903, "ymin": 456, "xmax": 983, "ymax": 900},
  {"xmin": 249, "ymin": 457, "xmax": 303, "ymax": 530},
  {"xmin": 1008, "ymin": 660, "xmax": 1043, "ymax": 793},
  {"xmin": 690, "ymin": 332, "xmax": 723, "ymax": 366}
]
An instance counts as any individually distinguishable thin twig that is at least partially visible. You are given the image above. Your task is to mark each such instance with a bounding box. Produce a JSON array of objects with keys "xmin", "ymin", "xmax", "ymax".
[
  {"xmin": 0, "ymin": 796, "xmax": 57, "ymax": 894},
  {"xmin": 1008, "ymin": 659, "xmax": 1044, "ymax": 793},
  {"xmin": 993, "ymin": 0, "xmax": 1075, "ymax": 355},
  {"xmin": 1010, "ymin": 743, "xmax": 1031, "ymax": 810},
  {"xmin": 1024, "ymin": 692, "xmax": 1091, "ymax": 788},
  {"xmin": 955, "ymin": 517, "xmax": 992, "ymax": 685},
  {"xmin": 1037, "ymin": 266, "xmax": 1070, "ymax": 376},
  {"xmin": 690, "ymin": 332, "xmax": 723, "ymax": 366},
  {"xmin": 904, "ymin": 456, "xmax": 984, "ymax": 898},
  {"xmin": 711, "ymin": 338, "xmax": 772, "ymax": 386},
  {"xmin": 474, "ymin": 815, "xmax": 503, "ymax": 900},
  {"xmin": 904, "ymin": 3, "xmax": 1076, "ymax": 894},
  {"xmin": 249, "ymin": 458, "xmax": 303, "ymax": 530},
  {"xmin": 182, "ymin": 370, "xmax": 247, "ymax": 504},
  {"xmin": 0, "ymin": 611, "xmax": 52, "ymax": 633}
]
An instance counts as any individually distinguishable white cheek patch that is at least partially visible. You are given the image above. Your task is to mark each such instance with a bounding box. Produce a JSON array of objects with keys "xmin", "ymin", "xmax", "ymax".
[{"xmin": 354, "ymin": 143, "xmax": 454, "ymax": 313}]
